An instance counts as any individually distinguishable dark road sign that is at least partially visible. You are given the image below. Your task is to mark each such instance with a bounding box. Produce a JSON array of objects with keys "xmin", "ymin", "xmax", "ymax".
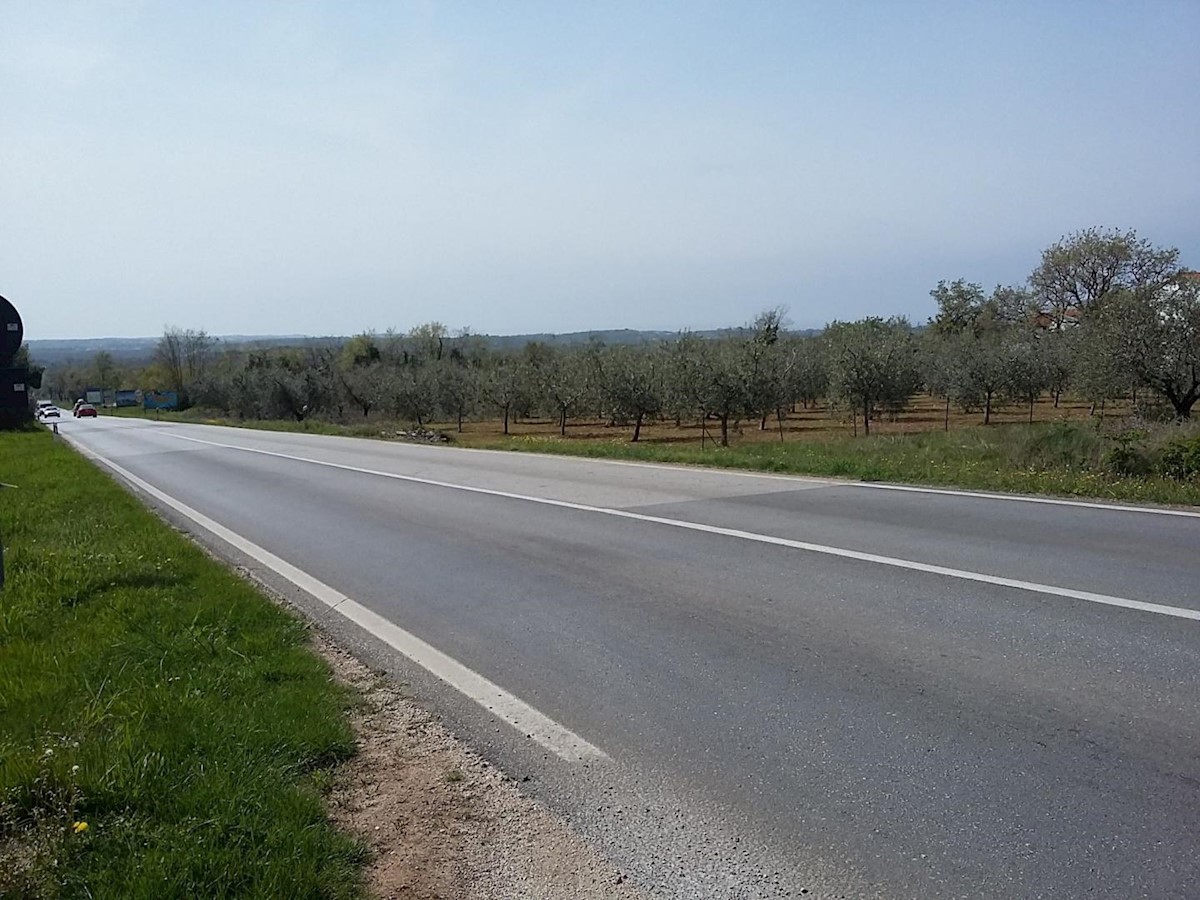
[{"xmin": 0, "ymin": 295, "xmax": 22, "ymax": 366}]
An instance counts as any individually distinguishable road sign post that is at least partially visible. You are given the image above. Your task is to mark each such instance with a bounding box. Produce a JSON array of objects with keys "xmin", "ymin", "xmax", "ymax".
[{"xmin": 0, "ymin": 482, "xmax": 16, "ymax": 591}]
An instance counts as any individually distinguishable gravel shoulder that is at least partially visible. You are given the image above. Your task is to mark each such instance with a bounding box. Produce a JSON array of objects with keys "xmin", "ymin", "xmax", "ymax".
[{"xmin": 318, "ymin": 635, "xmax": 647, "ymax": 900}]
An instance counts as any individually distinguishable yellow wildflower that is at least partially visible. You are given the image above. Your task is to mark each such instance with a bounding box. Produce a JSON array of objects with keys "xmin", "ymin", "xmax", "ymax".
[{"xmin": 72, "ymin": 821, "xmax": 88, "ymax": 834}]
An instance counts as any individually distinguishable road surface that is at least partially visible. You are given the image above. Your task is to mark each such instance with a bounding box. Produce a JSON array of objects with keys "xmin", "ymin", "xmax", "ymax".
[{"xmin": 54, "ymin": 416, "xmax": 1200, "ymax": 898}]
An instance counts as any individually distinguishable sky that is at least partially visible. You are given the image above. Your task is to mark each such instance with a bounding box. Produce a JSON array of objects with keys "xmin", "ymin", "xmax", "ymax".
[{"xmin": 3, "ymin": 1, "xmax": 1198, "ymax": 341}]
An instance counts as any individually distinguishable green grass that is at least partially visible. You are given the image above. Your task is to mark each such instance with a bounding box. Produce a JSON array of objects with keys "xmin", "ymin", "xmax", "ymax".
[
  {"xmin": 468, "ymin": 423, "xmax": 1200, "ymax": 507},
  {"xmin": 0, "ymin": 431, "xmax": 364, "ymax": 899}
]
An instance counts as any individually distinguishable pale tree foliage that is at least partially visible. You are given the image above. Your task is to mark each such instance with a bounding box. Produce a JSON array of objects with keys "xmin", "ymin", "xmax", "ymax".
[
  {"xmin": 436, "ymin": 359, "xmax": 479, "ymax": 433},
  {"xmin": 825, "ymin": 317, "xmax": 918, "ymax": 436},
  {"xmin": 1030, "ymin": 227, "xmax": 1180, "ymax": 326},
  {"xmin": 386, "ymin": 364, "xmax": 437, "ymax": 426},
  {"xmin": 157, "ymin": 326, "xmax": 216, "ymax": 397},
  {"xmin": 661, "ymin": 331, "xmax": 707, "ymax": 427},
  {"xmin": 782, "ymin": 336, "xmax": 827, "ymax": 411},
  {"xmin": 742, "ymin": 308, "xmax": 789, "ymax": 432},
  {"xmin": 407, "ymin": 322, "xmax": 449, "ymax": 363},
  {"xmin": 919, "ymin": 332, "xmax": 960, "ymax": 430},
  {"xmin": 1085, "ymin": 277, "xmax": 1200, "ymax": 419},
  {"xmin": 1004, "ymin": 329, "xmax": 1055, "ymax": 423},
  {"xmin": 91, "ymin": 351, "xmax": 117, "ymax": 391},
  {"xmin": 480, "ymin": 356, "xmax": 525, "ymax": 435},
  {"xmin": 924, "ymin": 281, "xmax": 1032, "ymax": 424},
  {"xmin": 129, "ymin": 229, "xmax": 1188, "ymax": 440},
  {"xmin": 694, "ymin": 338, "xmax": 750, "ymax": 447},
  {"xmin": 529, "ymin": 347, "xmax": 589, "ymax": 436},
  {"xmin": 589, "ymin": 344, "xmax": 666, "ymax": 442}
]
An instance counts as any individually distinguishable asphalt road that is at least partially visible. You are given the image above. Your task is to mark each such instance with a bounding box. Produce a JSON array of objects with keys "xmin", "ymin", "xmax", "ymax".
[{"xmin": 55, "ymin": 416, "xmax": 1200, "ymax": 898}]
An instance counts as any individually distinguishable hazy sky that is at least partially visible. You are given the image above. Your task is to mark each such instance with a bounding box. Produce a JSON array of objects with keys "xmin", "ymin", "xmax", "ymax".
[{"xmin": 3, "ymin": 1, "xmax": 1197, "ymax": 340}]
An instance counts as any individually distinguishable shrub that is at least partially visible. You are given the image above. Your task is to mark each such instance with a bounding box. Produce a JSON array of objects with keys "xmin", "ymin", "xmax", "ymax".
[
  {"xmin": 1159, "ymin": 435, "xmax": 1200, "ymax": 480},
  {"xmin": 1105, "ymin": 429, "xmax": 1152, "ymax": 477},
  {"xmin": 1009, "ymin": 423, "xmax": 1106, "ymax": 472}
]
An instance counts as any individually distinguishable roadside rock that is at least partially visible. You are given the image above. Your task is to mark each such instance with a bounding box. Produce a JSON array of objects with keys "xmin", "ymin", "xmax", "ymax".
[{"xmin": 381, "ymin": 428, "xmax": 451, "ymax": 444}]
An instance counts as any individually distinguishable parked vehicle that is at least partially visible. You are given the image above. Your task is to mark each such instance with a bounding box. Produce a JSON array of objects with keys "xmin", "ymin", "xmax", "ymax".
[{"xmin": 75, "ymin": 404, "xmax": 98, "ymax": 418}]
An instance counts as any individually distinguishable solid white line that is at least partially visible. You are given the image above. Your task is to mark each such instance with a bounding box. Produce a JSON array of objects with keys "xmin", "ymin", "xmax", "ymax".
[
  {"xmin": 850, "ymin": 480, "xmax": 1200, "ymax": 518},
  {"xmin": 161, "ymin": 431, "xmax": 1200, "ymax": 623},
  {"xmin": 69, "ymin": 439, "xmax": 608, "ymax": 764}
]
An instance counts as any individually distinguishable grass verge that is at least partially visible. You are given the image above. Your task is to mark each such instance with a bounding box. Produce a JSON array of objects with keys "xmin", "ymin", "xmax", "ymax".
[
  {"xmin": 0, "ymin": 430, "xmax": 364, "ymax": 899},
  {"xmin": 465, "ymin": 424, "xmax": 1200, "ymax": 507}
]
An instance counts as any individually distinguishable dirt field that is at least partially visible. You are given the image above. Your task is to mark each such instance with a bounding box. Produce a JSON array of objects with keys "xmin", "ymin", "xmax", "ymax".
[{"xmin": 437, "ymin": 394, "xmax": 1112, "ymax": 447}]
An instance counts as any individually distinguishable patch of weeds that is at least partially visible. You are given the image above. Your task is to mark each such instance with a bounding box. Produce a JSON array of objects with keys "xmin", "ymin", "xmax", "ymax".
[
  {"xmin": 1105, "ymin": 429, "xmax": 1153, "ymax": 477},
  {"xmin": 1160, "ymin": 434, "xmax": 1200, "ymax": 480}
]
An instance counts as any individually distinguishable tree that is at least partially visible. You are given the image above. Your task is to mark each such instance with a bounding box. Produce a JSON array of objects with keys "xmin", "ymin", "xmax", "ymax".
[
  {"xmin": 694, "ymin": 338, "xmax": 747, "ymax": 447},
  {"xmin": 92, "ymin": 351, "xmax": 117, "ymax": 392},
  {"xmin": 784, "ymin": 335, "xmax": 828, "ymax": 411},
  {"xmin": 825, "ymin": 317, "xmax": 918, "ymax": 436},
  {"xmin": 919, "ymin": 330, "xmax": 963, "ymax": 430},
  {"xmin": 480, "ymin": 356, "xmax": 525, "ymax": 435},
  {"xmin": 13, "ymin": 344, "xmax": 44, "ymax": 390},
  {"xmin": 435, "ymin": 360, "xmax": 479, "ymax": 432},
  {"xmin": 662, "ymin": 332, "xmax": 707, "ymax": 428},
  {"xmin": 339, "ymin": 333, "xmax": 385, "ymax": 417},
  {"xmin": 407, "ymin": 322, "xmax": 449, "ymax": 363},
  {"xmin": 1004, "ymin": 330, "xmax": 1054, "ymax": 423},
  {"xmin": 1089, "ymin": 276, "xmax": 1200, "ymax": 419},
  {"xmin": 531, "ymin": 349, "xmax": 588, "ymax": 436},
  {"xmin": 927, "ymin": 281, "xmax": 1031, "ymax": 424},
  {"xmin": 590, "ymin": 345, "xmax": 664, "ymax": 442},
  {"xmin": 1030, "ymin": 228, "xmax": 1180, "ymax": 326},
  {"xmin": 157, "ymin": 326, "xmax": 215, "ymax": 400},
  {"xmin": 929, "ymin": 279, "xmax": 988, "ymax": 335},
  {"xmin": 387, "ymin": 364, "xmax": 437, "ymax": 426},
  {"xmin": 743, "ymin": 309, "xmax": 789, "ymax": 432}
]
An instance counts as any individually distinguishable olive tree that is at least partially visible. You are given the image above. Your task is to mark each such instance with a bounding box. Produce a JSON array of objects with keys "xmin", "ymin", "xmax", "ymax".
[
  {"xmin": 825, "ymin": 317, "xmax": 918, "ymax": 436},
  {"xmin": 590, "ymin": 345, "xmax": 664, "ymax": 442},
  {"xmin": 1088, "ymin": 276, "xmax": 1200, "ymax": 419},
  {"xmin": 480, "ymin": 355, "xmax": 525, "ymax": 435},
  {"xmin": 531, "ymin": 347, "xmax": 589, "ymax": 436},
  {"xmin": 436, "ymin": 359, "xmax": 479, "ymax": 432}
]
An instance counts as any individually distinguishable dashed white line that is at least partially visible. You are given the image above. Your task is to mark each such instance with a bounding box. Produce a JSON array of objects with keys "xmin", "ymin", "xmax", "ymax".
[{"xmin": 156, "ymin": 430, "xmax": 1200, "ymax": 623}]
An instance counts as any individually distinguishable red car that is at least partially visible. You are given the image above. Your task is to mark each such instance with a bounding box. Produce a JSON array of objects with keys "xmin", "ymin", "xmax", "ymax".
[{"xmin": 75, "ymin": 404, "xmax": 98, "ymax": 418}]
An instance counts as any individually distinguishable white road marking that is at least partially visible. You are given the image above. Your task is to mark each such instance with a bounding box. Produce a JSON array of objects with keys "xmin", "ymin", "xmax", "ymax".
[
  {"xmin": 120, "ymin": 416, "xmax": 1200, "ymax": 519},
  {"xmin": 849, "ymin": 480, "xmax": 1200, "ymax": 518},
  {"xmin": 155, "ymin": 430, "xmax": 1200, "ymax": 623},
  {"xmin": 69, "ymin": 439, "xmax": 609, "ymax": 764}
]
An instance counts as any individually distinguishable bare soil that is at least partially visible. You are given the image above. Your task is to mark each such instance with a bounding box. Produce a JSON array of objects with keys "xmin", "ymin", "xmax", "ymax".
[
  {"xmin": 318, "ymin": 636, "xmax": 646, "ymax": 900},
  {"xmin": 433, "ymin": 394, "xmax": 1110, "ymax": 446}
]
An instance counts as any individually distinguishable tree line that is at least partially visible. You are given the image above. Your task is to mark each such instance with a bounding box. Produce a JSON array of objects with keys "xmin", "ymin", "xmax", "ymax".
[{"xmin": 43, "ymin": 227, "xmax": 1199, "ymax": 437}]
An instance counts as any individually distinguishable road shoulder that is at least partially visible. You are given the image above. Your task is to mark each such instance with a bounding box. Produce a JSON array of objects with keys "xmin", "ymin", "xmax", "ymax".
[{"xmin": 319, "ymin": 634, "xmax": 644, "ymax": 899}]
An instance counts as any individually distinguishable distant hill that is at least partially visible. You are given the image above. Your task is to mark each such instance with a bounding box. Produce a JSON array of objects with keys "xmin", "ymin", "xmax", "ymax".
[
  {"xmin": 26, "ymin": 335, "xmax": 326, "ymax": 366},
  {"xmin": 27, "ymin": 327, "xmax": 822, "ymax": 366}
]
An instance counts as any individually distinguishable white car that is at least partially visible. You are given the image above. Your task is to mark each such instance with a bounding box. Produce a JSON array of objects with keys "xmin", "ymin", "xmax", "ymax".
[{"xmin": 38, "ymin": 406, "xmax": 60, "ymax": 419}]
